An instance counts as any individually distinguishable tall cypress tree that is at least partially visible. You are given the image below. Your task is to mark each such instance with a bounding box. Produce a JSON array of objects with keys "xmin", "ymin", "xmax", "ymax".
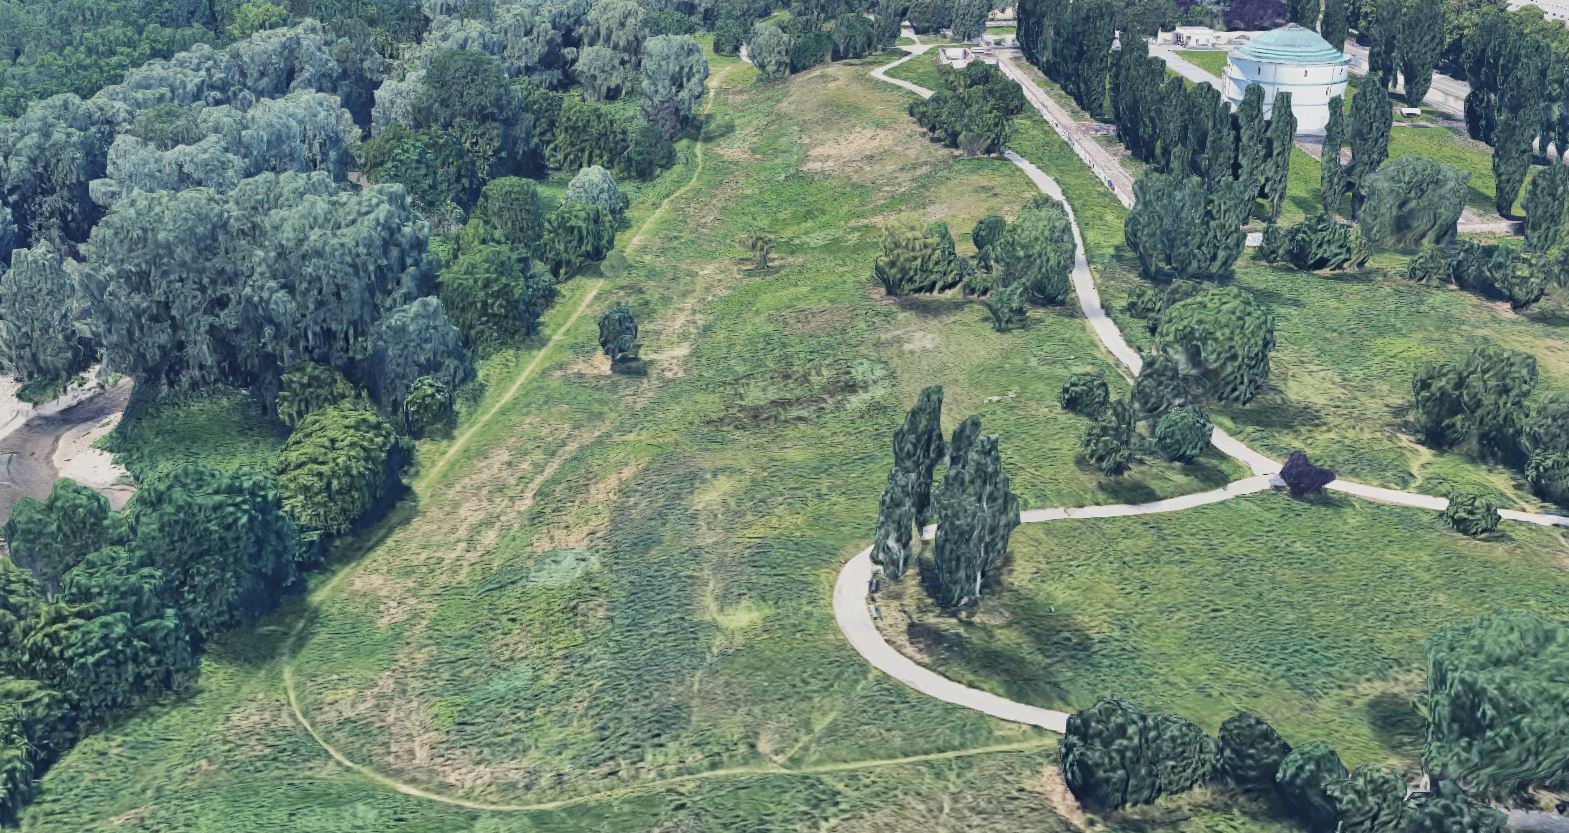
[
  {"xmin": 892, "ymin": 385, "xmax": 946, "ymax": 528},
  {"xmin": 1397, "ymin": 0, "xmax": 1444, "ymax": 106},
  {"xmin": 1321, "ymin": 96, "xmax": 1347, "ymax": 216},
  {"xmin": 1201, "ymin": 100, "xmax": 1239, "ymax": 193},
  {"xmin": 1347, "ymin": 83, "xmax": 1392, "ymax": 214},
  {"xmin": 871, "ymin": 467, "xmax": 917, "ymax": 578},
  {"xmin": 1319, "ymin": 0, "xmax": 1347, "ymax": 53},
  {"xmin": 929, "ymin": 425, "xmax": 1019, "ymax": 609},
  {"xmin": 1236, "ymin": 84, "xmax": 1268, "ymax": 200},
  {"xmin": 1288, "ymin": 0, "xmax": 1319, "ymax": 27},
  {"xmin": 1367, "ymin": 0, "xmax": 1401, "ymax": 89},
  {"xmin": 1261, "ymin": 92, "xmax": 1298, "ymax": 222},
  {"xmin": 1492, "ymin": 41, "xmax": 1547, "ymax": 217}
]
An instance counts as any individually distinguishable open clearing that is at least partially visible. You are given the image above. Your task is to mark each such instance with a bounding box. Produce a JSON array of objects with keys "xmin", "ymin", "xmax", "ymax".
[{"xmin": 28, "ymin": 54, "xmax": 1245, "ymax": 832}]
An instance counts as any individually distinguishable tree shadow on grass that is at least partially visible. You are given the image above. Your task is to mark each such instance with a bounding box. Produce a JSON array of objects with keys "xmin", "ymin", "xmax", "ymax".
[
  {"xmin": 1364, "ymin": 690, "xmax": 1425, "ymax": 761},
  {"xmin": 1223, "ymin": 394, "xmax": 1325, "ymax": 432}
]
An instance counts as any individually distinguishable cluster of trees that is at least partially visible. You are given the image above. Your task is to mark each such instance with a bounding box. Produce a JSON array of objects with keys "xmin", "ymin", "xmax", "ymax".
[
  {"xmin": 1256, "ymin": 211, "xmax": 1368, "ymax": 272},
  {"xmin": 1409, "ymin": 342, "xmax": 1569, "ymax": 513},
  {"xmin": 1319, "ymin": 89, "xmax": 1393, "ymax": 219},
  {"xmin": 740, "ymin": 0, "xmax": 896, "ymax": 83},
  {"xmin": 1120, "ymin": 281, "xmax": 1276, "ymax": 407},
  {"xmin": 1060, "ymin": 357, "xmax": 1215, "ymax": 476},
  {"xmin": 870, "ymin": 386, "xmax": 1021, "ymax": 610},
  {"xmin": 1405, "ymin": 236, "xmax": 1560, "ymax": 311},
  {"xmin": 1362, "ymin": 0, "xmax": 1445, "ymax": 106},
  {"xmin": 908, "ymin": 61, "xmax": 1026, "ymax": 158},
  {"xmin": 1061, "ymin": 694, "xmax": 1509, "ymax": 833}
]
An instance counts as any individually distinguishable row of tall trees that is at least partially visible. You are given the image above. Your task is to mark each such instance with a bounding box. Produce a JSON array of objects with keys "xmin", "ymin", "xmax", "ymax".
[{"xmin": 870, "ymin": 387, "xmax": 1021, "ymax": 610}]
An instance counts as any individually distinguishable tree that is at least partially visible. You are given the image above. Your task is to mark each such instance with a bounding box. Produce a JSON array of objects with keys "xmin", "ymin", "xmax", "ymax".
[
  {"xmin": 1275, "ymin": 741, "xmax": 1348, "ymax": 833},
  {"xmin": 1288, "ymin": 0, "xmax": 1319, "ymax": 26},
  {"xmin": 1358, "ymin": 156, "xmax": 1468, "ymax": 252},
  {"xmin": 549, "ymin": 98, "xmax": 630, "ymax": 173},
  {"xmin": 3, "ymin": 480, "xmax": 113, "ymax": 596},
  {"xmin": 1156, "ymin": 286, "xmax": 1276, "ymax": 404},
  {"xmin": 894, "ymin": 385, "xmax": 946, "ymax": 528},
  {"xmin": 0, "ymin": 242, "xmax": 88, "ymax": 387},
  {"xmin": 1154, "ymin": 406, "xmax": 1212, "ymax": 464},
  {"xmin": 274, "ymin": 403, "xmax": 409, "ymax": 535},
  {"xmin": 574, "ymin": 45, "xmax": 631, "ymax": 101},
  {"xmin": 439, "ymin": 245, "xmax": 556, "ymax": 350},
  {"xmin": 1440, "ymin": 488, "xmax": 1500, "ymax": 536},
  {"xmin": 748, "ymin": 23, "xmax": 793, "ymax": 80},
  {"xmin": 597, "ymin": 304, "xmax": 640, "ymax": 365},
  {"xmin": 128, "ymin": 465, "xmax": 301, "ymax": 639},
  {"xmin": 359, "ymin": 125, "xmax": 482, "ymax": 216},
  {"xmin": 871, "ymin": 466, "xmax": 917, "ymax": 579},
  {"xmin": 741, "ymin": 232, "xmax": 774, "ymax": 269},
  {"xmin": 473, "ymin": 177, "xmax": 546, "ymax": 250},
  {"xmin": 1523, "ymin": 392, "xmax": 1569, "ymax": 458},
  {"xmin": 276, "ymin": 361, "xmax": 357, "ymax": 427},
  {"xmin": 1236, "ymin": 84, "xmax": 1268, "ymax": 198},
  {"xmin": 1525, "ymin": 450, "xmax": 1569, "ymax": 507},
  {"xmin": 992, "ymin": 201, "xmax": 1075, "ymax": 305},
  {"xmin": 1401, "ymin": 781, "xmax": 1507, "ymax": 833},
  {"xmin": 1347, "ymin": 83, "xmax": 1391, "ymax": 213},
  {"xmin": 1522, "ymin": 164, "xmax": 1569, "ymax": 253},
  {"xmin": 1397, "ymin": 0, "xmax": 1444, "ymax": 105},
  {"xmin": 1488, "ymin": 40, "xmax": 1545, "ymax": 217},
  {"xmin": 366, "ymin": 297, "xmax": 475, "ymax": 415},
  {"xmin": 1132, "ymin": 351, "xmax": 1187, "ymax": 421},
  {"xmin": 1060, "ymin": 696, "xmax": 1219, "ymax": 812},
  {"xmin": 1125, "ymin": 172, "xmax": 1247, "ymax": 283},
  {"xmin": 1274, "ymin": 212, "xmax": 1366, "ymax": 271},
  {"xmin": 873, "ymin": 215, "xmax": 960, "ymax": 296},
  {"xmin": 1320, "ymin": 0, "xmax": 1348, "ymax": 53},
  {"xmin": 401, "ymin": 375, "xmax": 454, "ymax": 438},
  {"xmin": 982, "ymin": 281, "xmax": 1028, "ymax": 331},
  {"xmin": 929, "ymin": 431, "xmax": 1018, "ymax": 609},
  {"xmin": 640, "ymin": 35, "xmax": 708, "ymax": 136},
  {"xmin": 1082, "ymin": 399, "xmax": 1139, "ymax": 476},
  {"xmin": 584, "ymin": 0, "xmax": 646, "ymax": 60},
  {"xmin": 1321, "ymin": 96, "xmax": 1348, "ymax": 215},
  {"xmin": 564, "ymin": 165, "xmax": 629, "ymax": 223},
  {"xmin": 1280, "ymin": 450, "xmax": 1336, "ymax": 496},
  {"xmin": 1219, "ymin": 712, "xmax": 1292, "ymax": 791},
  {"xmin": 1367, "ymin": 0, "xmax": 1401, "ymax": 89},
  {"xmin": 409, "ymin": 48, "xmax": 527, "ymax": 181},
  {"xmin": 543, "ymin": 200, "xmax": 616, "ymax": 277},
  {"xmin": 1261, "ymin": 92, "xmax": 1298, "ymax": 222},
  {"xmin": 1407, "ymin": 246, "xmax": 1449, "ymax": 282},
  {"xmin": 1327, "ymin": 764, "xmax": 1407, "ymax": 833},
  {"xmin": 1060, "ymin": 371, "xmax": 1111, "ymax": 416},
  {"xmin": 621, "ymin": 120, "xmax": 676, "ymax": 180},
  {"xmin": 1422, "ymin": 610, "xmax": 1569, "ymax": 797}
]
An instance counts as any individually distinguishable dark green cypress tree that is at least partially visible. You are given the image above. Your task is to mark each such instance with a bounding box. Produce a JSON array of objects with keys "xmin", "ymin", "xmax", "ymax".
[
  {"xmin": 871, "ymin": 467, "xmax": 917, "ymax": 579},
  {"xmin": 1397, "ymin": 0, "xmax": 1444, "ymax": 106},
  {"xmin": 1523, "ymin": 163, "xmax": 1569, "ymax": 252},
  {"xmin": 1288, "ymin": 0, "xmax": 1319, "ymax": 27},
  {"xmin": 1367, "ymin": 0, "xmax": 1400, "ymax": 89},
  {"xmin": 1260, "ymin": 92, "xmax": 1297, "ymax": 222},
  {"xmin": 1492, "ymin": 41, "xmax": 1547, "ymax": 218},
  {"xmin": 1321, "ymin": 97, "xmax": 1347, "ymax": 215},
  {"xmin": 1347, "ymin": 82, "xmax": 1392, "ymax": 215},
  {"xmin": 893, "ymin": 385, "xmax": 946, "ymax": 528},
  {"xmin": 1319, "ymin": 0, "xmax": 1347, "ymax": 53},
  {"xmin": 1235, "ymin": 84, "xmax": 1267, "ymax": 200}
]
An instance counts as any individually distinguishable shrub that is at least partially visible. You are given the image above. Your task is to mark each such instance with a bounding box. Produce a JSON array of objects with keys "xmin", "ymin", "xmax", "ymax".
[
  {"xmin": 1154, "ymin": 406, "xmax": 1212, "ymax": 464},
  {"xmin": 1279, "ymin": 212, "xmax": 1364, "ymax": 271},
  {"xmin": 1275, "ymin": 741, "xmax": 1348, "ymax": 833},
  {"xmin": 1218, "ymin": 712, "xmax": 1291, "ymax": 791},
  {"xmin": 1358, "ymin": 155, "xmax": 1468, "ymax": 253},
  {"xmin": 1406, "ymin": 245, "xmax": 1448, "ymax": 282},
  {"xmin": 1082, "ymin": 399, "xmax": 1139, "ymax": 476},
  {"xmin": 275, "ymin": 404, "xmax": 410, "ymax": 535},
  {"xmin": 438, "ymin": 244, "xmax": 557, "ymax": 350},
  {"xmin": 1060, "ymin": 371, "xmax": 1111, "ymax": 416},
  {"xmin": 982, "ymin": 281, "xmax": 1027, "ymax": 331},
  {"xmin": 276, "ymin": 361, "xmax": 357, "ymax": 427},
  {"xmin": 1440, "ymin": 488, "xmax": 1500, "ymax": 536},
  {"xmin": 1060, "ymin": 696, "xmax": 1219, "ymax": 812},
  {"xmin": 401, "ymin": 376, "xmax": 453, "ymax": 437},
  {"xmin": 1280, "ymin": 450, "xmax": 1335, "ymax": 497}
]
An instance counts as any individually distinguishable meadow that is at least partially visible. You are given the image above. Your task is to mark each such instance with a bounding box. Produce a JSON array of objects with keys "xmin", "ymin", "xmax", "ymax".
[
  {"xmin": 30, "ymin": 53, "xmax": 1248, "ymax": 832},
  {"xmin": 878, "ymin": 490, "xmax": 1569, "ymax": 771}
]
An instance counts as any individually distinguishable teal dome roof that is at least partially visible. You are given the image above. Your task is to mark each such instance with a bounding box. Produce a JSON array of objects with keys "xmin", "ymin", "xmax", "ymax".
[{"xmin": 1232, "ymin": 23, "xmax": 1348, "ymax": 65}]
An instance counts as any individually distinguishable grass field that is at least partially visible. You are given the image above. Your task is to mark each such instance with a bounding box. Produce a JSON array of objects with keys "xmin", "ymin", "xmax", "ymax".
[
  {"xmin": 1176, "ymin": 49, "xmax": 1229, "ymax": 78},
  {"xmin": 883, "ymin": 49, "xmax": 947, "ymax": 92},
  {"xmin": 878, "ymin": 491, "xmax": 1569, "ymax": 771},
  {"xmin": 1387, "ymin": 125, "xmax": 1533, "ymax": 218},
  {"xmin": 28, "ymin": 54, "xmax": 1260, "ymax": 832}
]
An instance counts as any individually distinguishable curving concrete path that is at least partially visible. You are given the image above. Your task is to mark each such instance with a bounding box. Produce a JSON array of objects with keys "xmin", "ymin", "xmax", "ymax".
[{"xmin": 848, "ymin": 50, "xmax": 1569, "ymax": 739}]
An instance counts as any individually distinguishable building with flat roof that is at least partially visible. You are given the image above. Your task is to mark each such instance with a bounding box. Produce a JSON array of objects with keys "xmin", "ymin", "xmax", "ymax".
[{"xmin": 1221, "ymin": 24, "xmax": 1349, "ymax": 135}]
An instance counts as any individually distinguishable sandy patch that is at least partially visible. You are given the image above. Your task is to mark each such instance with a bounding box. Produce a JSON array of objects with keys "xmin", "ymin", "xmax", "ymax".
[{"xmin": 52, "ymin": 409, "xmax": 134, "ymax": 509}]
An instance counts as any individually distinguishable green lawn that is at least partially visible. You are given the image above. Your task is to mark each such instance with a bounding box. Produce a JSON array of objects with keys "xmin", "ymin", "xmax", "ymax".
[
  {"xmin": 882, "ymin": 491, "xmax": 1569, "ymax": 772},
  {"xmin": 883, "ymin": 49, "xmax": 947, "ymax": 92},
  {"xmin": 31, "ymin": 55, "xmax": 1241, "ymax": 832},
  {"xmin": 1176, "ymin": 49, "xmax": 1229, "ymax": 79},
  {"xmin": 1387, "ymin": 124, "xmax": 1534, "ymax": 218}
]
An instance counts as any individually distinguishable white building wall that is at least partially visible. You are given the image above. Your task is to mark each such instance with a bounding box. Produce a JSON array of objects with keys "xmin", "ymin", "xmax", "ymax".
[{"xmin": 1222, "ymin": 57, "xmax": 1348, "ymax": 135}]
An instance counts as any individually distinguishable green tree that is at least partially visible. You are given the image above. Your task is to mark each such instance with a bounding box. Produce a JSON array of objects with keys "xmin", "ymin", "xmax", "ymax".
[
  {"xmin": 128, "ymin": 465, "xmax": 301, "ymax": 638},
  {"xmin": 1289, "ymin": 0, "xmax": 1320, "ymax": 26},
  {"xmin": 1367, "ymin": 0, "xmax": 1401, "ymax": 89},
  {"xmin": 929, "ymin": 430, "xmax": 1018, "ymax": 609},
  {"xmin": 439, "ymin": 245, "xmax": 557, "ymax": 350},
  {"xmin": 401, "ymin": 375, "xmax": 454, "ymax": 438},
  {"xmin": 982, "ymin": 281, "xmax": 1028, "ymax": 331},
  {"xmin": 1489, "ymin": 41, "xmax": 1545, "ymax": 217},
  {"xmin": 274, "ymin": 404, "xmax": 408, "ymax": 535},
  {"xmin": 1219, "ymin": 712, "xmax": 1292, "ymax": 791},
  {"xmin": 1060, "ymin": 696, "xmax": 1219, "ymax": 811},
  {"xmin": 409, "ymin": 49, "xmax": 527, "ymax": 181},
  {"xmin": 584, "ymin": 0, "xmax": 645, "ymax": 63},
  {"xmin": 740, "ymin": 231, "xmax": 774, "ymax": 269},
  {"xmin": 1154, "ymin": 405, "xmax": 1211, "ymax": 463},
  {"xmin": 1397, "ymin": 0, "xmax": 1444, "ymax": 105},
  {"xmin": 894, "ymin": 385, "xmax": 946, "ymax": 528},
  {"xmin": 1261, "ymin": 92, "xmax": 1298, "ymax": 222},
  {"xmin": 1525, "ymin": 450, "xmax": 1569, "ymax": 507},
  {"xmin": 1279, "ymin": 212, "xmax": 1365, "ymax": 271},
  {"xmin": 1156, "ymin": 286, "xmax": 1276, "ymax": 404},
  {"xmin": 1125, "ymin": 172, "xmax": 1246, "ymax": 282},
  {"xmin": 971, "ymin": 214, "xmax": 1007, "ymax": 263},
  {"xmin": 1401, "ymin": 781, "xmax": 1507, "ymax": 833},
  {"xmin": 1320, "ymin": 0, "xmax": 1348, "ymax": 52},
  {"xmin": 640, "ymin": 35, "xmax": 708, "ymax": 136},
  {"xmin": 1407, "ymin": 245, "xmax": 1449, "ymax": 282},
  {"xmin": 873, "ymin": 215, "xmax": 958, "ymax": 296},
  {"xmin": 1081, "ymin": 399, "xmax": 1139, "ymax": 476},
  {"xmin": 1235, "ymin": 84, "xmax": 1268, "ymax": 198},
  {"xmin": 549, "ymin": 98, "xmax": 630, "ymax": 172},
  {"xmin": 1327, "ymin": 764, "xmax": 1407, "ymax": 833},
  {"xmin": 276, "ymin": 361, "xmax": 357, "ymax": 427},
  {"xmin": 597, "ymin": 304, "xmax": 640, "ymax": 365},
  {"xmin": 1132, "ymin": 351, "xmax": 1187, "ymax": 420},
  {"xmin": 473, "ymin": 177, "xmax": 546, "ymax": 251},
  {"xmin": 1321, "ymin": 96, "xmax": 1348, "ymax": 215},
  {"xmin": 543, "ymin": 200, "xmax": 617, "ymax": 277},
  {"xmin": 1275, "ymin": 741, "xmax": 1348, "ymax": 833},
  {"xmin": 620, "ymin": 120, "xmax": 676, "ymax": 180},
  {"xmin": 871, "ymin": 466, "xmax": 917, "ymax": 579},
  {"xmin": 0, "ymin": 243, "xmax": 88, "ymax": 387},
  {"xmin": 3, "ymin": 480, "xmax": 113, "ymax": 596},
  {"xmin": 1440, "ymin": 488, "xmax": 1501, "ymax": 536},
  {"xmin": 1347, "ymin": 83, "xmax": 1392, "ymax": 213},
  {"xmin": 574, "ymin": 45, "xmax": 631, "ymax": 102},
  {"xmin": 992, "ymin": 200, "xmax": 1075, "ymax": 305},
  {"xmin": 748, "ymin": 22, "xmax": 793, "ymax": 80},
  {"xmin": 1358, "ymin": 156, "xmax": 1469, "ymax": 252},
  {"xmin": 1522, "ymin": 163, "xmax": 1569, "ymax": 252},
  {"xmin": 1422, "ymin": 610, "xmax": 1569, "ymax": 796},
  {"xmin": 564, "ymin": 165, "xmax": 629, "ymax": 223},
  {"xmin": 366, "ymin": 297, "xmax": 474, "ymax": 416},
  {"xmin": 1060, "ymin": 371, "xmax": 1110, "ymax": 416}
]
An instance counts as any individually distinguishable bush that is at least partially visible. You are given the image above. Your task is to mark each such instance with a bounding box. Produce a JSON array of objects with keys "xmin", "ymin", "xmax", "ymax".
[
  {"xmin": 1441, "ymin": 488, "xmax": 1500, "ymax": 536},
  {"xmin": 401, "ymin": 376, "xmax": 453, "ymax": 437},
  {"xmin": 1082, "ymin": 399, "xmax": 1139, "ymax": 476},
  {"xmin": 1154, "ymin": 406, "xmax": 1211, "ymax": 464},
  {"xmin": 1275, "ymin": 741, "xmax": 1348, "ymax": 833},
  {"xmin": 1280, "ymin": 450, "xmax": 1335, "ymax": 497},
  {"xmin": 438, "ymin": 244, "xmax": 557, "ymax": 350},
  {"xmin": 982, "ymin": 281, "xmax": 1027, "ymax": 331},
  {"xmin": 1406, "ymin": 245, "xmax": 1448, "ymax": 282},
  {"xmin": 276, "ymin": 361, "xmax": 357, "ymax": 427},
  {"xmin": 1060, "ymin": 696, "xmax": 1219, "ymax": 812},
  {"xmin": 1278, "ymin": 212, "xmax": 1366, "ymax": 271},
  {"xmin": 1060, "ymin": 371, "xmax": 1111, "ymax": 416},
  {"xmin": 1358, "ymin": 155, "xmax": 1468, "ymax": 253},
  {"xmin": 275, "ymin": 404, "xmax": 410, "ymax": 535},
  {"xmin": 1218, "ymin": 712, "xmax": 1291, "ymax": 791}
]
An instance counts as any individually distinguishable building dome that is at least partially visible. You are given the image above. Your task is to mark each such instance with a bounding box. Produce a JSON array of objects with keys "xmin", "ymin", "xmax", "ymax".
[
  {"xmin": 1222, "ymin": 23, "xmax": 1349, "ymax": 136},
  {"xmin": 1232, "ymin": 23, "xmax": 1350, "ymax": 66}
]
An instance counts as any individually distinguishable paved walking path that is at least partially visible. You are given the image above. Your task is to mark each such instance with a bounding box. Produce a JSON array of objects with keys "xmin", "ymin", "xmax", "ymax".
[{"xmin": 847, "ymin": 51, "xmax": 1569, "ymax": 744}]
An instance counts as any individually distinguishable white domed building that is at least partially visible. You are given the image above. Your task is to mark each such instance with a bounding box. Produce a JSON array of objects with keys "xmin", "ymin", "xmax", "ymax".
[{"xmin": 1221, "ymin": 24, "xmax": 1349, "ymax": 136}]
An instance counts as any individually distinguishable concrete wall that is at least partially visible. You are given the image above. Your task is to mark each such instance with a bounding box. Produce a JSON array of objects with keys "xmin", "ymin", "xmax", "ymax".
[{"xmin": 1223, "ymin": 58, "xmax": 1348, "ymax": 134}]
